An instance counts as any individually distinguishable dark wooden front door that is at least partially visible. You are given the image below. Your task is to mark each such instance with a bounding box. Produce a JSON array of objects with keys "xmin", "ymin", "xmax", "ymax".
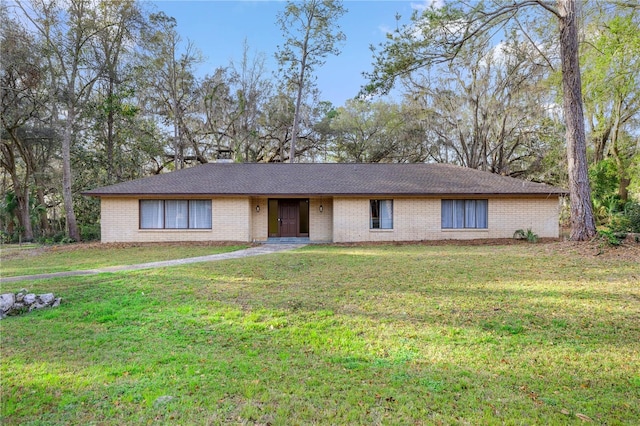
[{"xmin": 279, "ymin": 201, "xmax": 299, "ymax": 237}]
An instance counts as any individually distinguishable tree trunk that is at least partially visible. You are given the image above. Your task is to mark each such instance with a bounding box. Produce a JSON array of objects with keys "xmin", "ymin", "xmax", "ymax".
[
  {"xmin": 7, "ymin": 160, "xmax": 34, "ymax": 242},
  {"xmin": 36, "ymin": 185, "xmax": 50, "ymax": 236},
  {"xmin": 12, "ymin": 175, "xmax": 34, "ymax": 242},
  {"xmin": 592, "ymin": 127, "xmax": 611, "ymax": 164},
  {"xmin": 612, "ymin": 144, "xmax": 630, "ymax": 202},
  {"xmin": 3, "ymin": 131, "xmax": 34, "ymax": 241},
  {"xmin": 63, "ymin": 103, "xmax": 80, "ymax": 241},
  {"xmin": 289, "ymin": 85, "xmax": 303, "ymax": 163},
  {"xmin": 107, "ymin": 76, "xmax": 115, "ymax": 183},
  {"xmin": 289, "ymin": 25, "xmax": 310, "ymax": 164},
  {"xmin": 10, "ymin": 126, "xmax": 51, "ymax": 238},
  {"xmin": 289, "ymin": 59, "xmax": 307, "ymax": 164},
  {"xmin": 558, "ymin": 0, "xmax": 596, "ymax": 241},
  {"xmin": 609, "ymin": 97, "xmax": 629, "ymax": 202}
]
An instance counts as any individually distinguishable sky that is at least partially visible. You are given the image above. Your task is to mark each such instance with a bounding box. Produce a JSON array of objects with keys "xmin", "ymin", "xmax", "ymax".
[{"xmin": 149, "ymin": 1, "xmax": 429, "ymax": 106}]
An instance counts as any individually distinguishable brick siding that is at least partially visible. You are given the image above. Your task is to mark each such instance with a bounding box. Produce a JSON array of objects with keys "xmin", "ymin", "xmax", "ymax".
[
  {"xmin": 100, "ymin": 195, "xmax": 560, "ymax": 243},
  {"xmin": 100, "ymin": 197, "xmax": 250, "ymax": 243},
  {"xmin": 332, "ymin": 196, "xmax": 560, "ymax": 243}
]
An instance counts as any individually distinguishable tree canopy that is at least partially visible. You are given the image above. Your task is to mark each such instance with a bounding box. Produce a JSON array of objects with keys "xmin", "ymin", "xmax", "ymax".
[{"xmin": 1, "ymin": 0, "xmax": 638, "ymax": 242}]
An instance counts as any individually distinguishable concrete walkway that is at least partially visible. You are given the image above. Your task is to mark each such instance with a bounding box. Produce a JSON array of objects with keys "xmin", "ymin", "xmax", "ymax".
[{"xmin": 1, "ymin": 244, "xmax": 304, "ymax": 284}]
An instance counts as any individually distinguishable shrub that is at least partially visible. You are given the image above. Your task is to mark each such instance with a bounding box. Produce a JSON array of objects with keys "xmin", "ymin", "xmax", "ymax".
[
  {"xmin": 589, "ymin": 159, "xmax": 619, "ymax": 204},
  {"xmin": 513, "ymin": 228, "xmax": 538, "ymax": 243},
  {"xmin": 624, "ymin": 202, "xmax": 640, "ymax": 233},
  {"xmin": 608, "ymin": 214, "xmax": 631, "ymax": 233},
  {"xmin": 80, "ymin": 223, "xmax": 101, "ymax": 241},
  {"xmin": 607, "ymin": 201, "xmax": 640, "ymax": 233},
  {"xmin": 39, "ymin": 231, "xmax": 72, "ymax": 244},
  {"xmin": 597, "ymin": 228, "xmax": 623, "ymax": 246}
]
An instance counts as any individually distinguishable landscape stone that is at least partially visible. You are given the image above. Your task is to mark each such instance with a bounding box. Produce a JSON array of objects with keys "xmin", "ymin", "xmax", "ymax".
[
  {"xmin": 0, "ymin": 290, "xmax": 61, "ymax": 319},
  {"xmin": 38, "ymin": 293, "xmax": 55, "ymax": 305},
  {"xmin": 0, "ymin": 293, "xmax": 15, "ymax": 313},
  {"xmin": 29, "ymin": 302, "xmax": 46, "ymax": 311}
]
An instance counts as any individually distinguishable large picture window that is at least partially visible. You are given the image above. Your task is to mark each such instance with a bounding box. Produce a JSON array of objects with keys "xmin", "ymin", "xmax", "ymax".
[
  {"xmin": 370, "ymin": 199, "xmax": 393, "ymax": 229},
  {"xmin": 140, "ymin": 200, "xmax": 212, "ymax": 229},
  {"xmin": 441, "ymin": 199, "xmax": 488, "ymax": 229}
]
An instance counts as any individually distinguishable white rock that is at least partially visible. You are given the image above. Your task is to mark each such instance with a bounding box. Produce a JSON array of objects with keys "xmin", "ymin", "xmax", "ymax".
[
  {"xmin": 38, "ymin": 293, "xmax": 55, "ymax": 305},
  {"xmin": 0, "ymin": 293, "xmax": 15, "ymax": 313}
]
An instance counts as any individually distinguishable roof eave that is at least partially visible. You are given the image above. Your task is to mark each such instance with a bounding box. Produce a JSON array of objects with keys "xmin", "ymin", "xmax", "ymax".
[{"xmin": 83, "ymin": 191, "xmax": 567, "ymax": 198}]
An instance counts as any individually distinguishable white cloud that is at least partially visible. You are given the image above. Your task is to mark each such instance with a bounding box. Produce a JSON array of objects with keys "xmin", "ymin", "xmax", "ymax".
[
  {"xmin": 377, "ymin": 1, "xmax": 448, "ymax": 39},
  {"xmin": 479, "ymin": 40, "xmax": 509, "ymax": 68},
  {"xmin": 411, "ymin": 0, "xmax": 445, "ymax": 11}
]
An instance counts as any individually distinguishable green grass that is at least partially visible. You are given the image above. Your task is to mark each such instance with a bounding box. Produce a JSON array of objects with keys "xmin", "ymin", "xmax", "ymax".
[
  {"xmin": 1, "ymin": 243, "xmax": 639, "ymax": 424},
  {"xmin": 0, "ymin": 243, "xmax": 247, "ymax": 277}
]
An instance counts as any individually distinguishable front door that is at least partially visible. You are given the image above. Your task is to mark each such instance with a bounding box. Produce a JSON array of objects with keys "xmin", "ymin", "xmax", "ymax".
[{"xmin": 279, "ymin": 201, "xmax": 299, "ymax": 237}]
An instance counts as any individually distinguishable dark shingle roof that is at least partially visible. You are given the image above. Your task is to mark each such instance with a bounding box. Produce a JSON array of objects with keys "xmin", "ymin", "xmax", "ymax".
[{"xmin": 83, "ymin": 163, "xmax": 567, "ymax": 197}]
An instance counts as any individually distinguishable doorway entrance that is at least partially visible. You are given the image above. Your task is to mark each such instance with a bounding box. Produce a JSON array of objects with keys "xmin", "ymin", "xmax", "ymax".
[{"xmin": 268, "ymin": 199, "xmax": 309, "ymax": 238}]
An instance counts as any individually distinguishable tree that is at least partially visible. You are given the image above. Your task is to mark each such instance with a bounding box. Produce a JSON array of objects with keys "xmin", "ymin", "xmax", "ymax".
[
  {"xmin": 365, "ymin": 0, "xmax": 597, "ymax": 241},
  {"xmin": 330, "ymin": 99, "xmax": 404, "ymax": 163},
  {"xmin": 392, "ymin": 32, "xmax": 557, "ymax": 176},
  {"xmin": 1, "ymin": 6, "xmax": 42, "ymax": 241},
  {"xmin": 200, "ymin": 68, "xmax": 237, "ymax": 159},
  {"xmin": 200, "ymin": 42, "xmax": 274, "ymax": 163},
  {"xmin": 259, "ymin": 91, "xmax": 296, "ymax": 162},
  {"xmin": 137, "ymin": 12, "xmax": 203, "ymax": 170},
  {"xmin": 275, "ymin": 0, "xmax": 346, "ymax": 163},
  {"xmin": 557, "ymin": 0, "xmax": 596, "ymax": 240},
  {"xmin": 16, "ymin": 0, "xmax": 112, "ymax": 241},
  {"xmin": 228, "ymin": 42, "xmax": 274, "ymax": 162},
  {"xmin": 582, "ymin": 9, "xmax": 640, "ymax": 201},
  {"xmin": 91, "ymin": 0, "xmax": 144, "ymax": 184}
]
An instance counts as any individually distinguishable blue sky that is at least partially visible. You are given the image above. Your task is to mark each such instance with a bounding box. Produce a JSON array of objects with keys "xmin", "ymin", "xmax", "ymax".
[{"xmin": 150, "ymin": 1, "xmax": 427, "ymax": 106}]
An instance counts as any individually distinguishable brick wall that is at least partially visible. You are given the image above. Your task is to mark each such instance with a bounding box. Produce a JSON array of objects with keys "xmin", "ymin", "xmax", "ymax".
[
  {"xmin": 100, "ymin": 195, "xmax": 561, "ymax": 243},
  {"xmin": 100, "ymin": 197, "xmax": 251, "ymax": 243},
  {"xmin": 251, "ymin": 197, "xmax": 268, "ymax": 242},
  {"xmin": 309, "ymin": 198, "xmax": 333, "ymax": 242},
  {"xmin": 332, "ymin": 196, "xmax": 561, "ymax": 243}
]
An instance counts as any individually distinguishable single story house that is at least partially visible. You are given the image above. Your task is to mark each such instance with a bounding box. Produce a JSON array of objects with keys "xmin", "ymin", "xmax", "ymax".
[{"xmin": 83, "ymin": 162, "xmax": 567, "ymax": 244}]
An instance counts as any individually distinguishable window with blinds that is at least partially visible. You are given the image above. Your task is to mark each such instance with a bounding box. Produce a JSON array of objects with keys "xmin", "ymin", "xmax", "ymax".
[
  {"xmin": 441, "ymin": 199, "xmax": 488, "ymax": 229},
  {"xmin": 140, "ymin": 200, "xmax": 212, "ymax": 229}
]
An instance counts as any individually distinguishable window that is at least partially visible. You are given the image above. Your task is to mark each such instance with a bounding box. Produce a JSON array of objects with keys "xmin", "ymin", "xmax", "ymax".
[
  {"xmin": 165, "ymin": 200, "xmax": 188, "ymax": 229},
  {"xmin": 140, "ymin": 200, "xmax": 164, "ymax": 229},
  {"xmin": 140, "ymin": 200, "xmax": 212, "ymax": 229},
  {"xmin": 189, "ymin": 200, "xmax": 212, "ymax": 229},
  {"xmin": 370, "ymin": 199, "xmax": 393, "ymax": 229},
  {"xmin": 441, "ymin": 199, "xmax": 488, "ymax": 229}
]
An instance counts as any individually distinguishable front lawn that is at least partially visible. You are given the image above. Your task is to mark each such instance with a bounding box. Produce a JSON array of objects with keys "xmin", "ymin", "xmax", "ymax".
[
  {"xmin": 0, "ymin": 242, "xmax": 247, "ymax": 277},
  {"xmin": 1, "ymin": 242, "xmax": 638, "ymax": 424}
]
